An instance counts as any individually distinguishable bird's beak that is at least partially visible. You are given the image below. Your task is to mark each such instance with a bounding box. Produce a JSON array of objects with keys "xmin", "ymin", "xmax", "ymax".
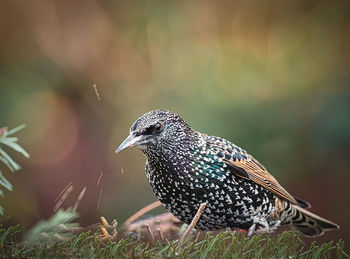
[{"xmin": 115, "ymin": 133, "xmax": 143, "ymax": 153}]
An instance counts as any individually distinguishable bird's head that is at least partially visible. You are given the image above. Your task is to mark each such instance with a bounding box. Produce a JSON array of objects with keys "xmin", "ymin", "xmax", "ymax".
[{"xmin": 116, "ymin": 110, "xmax": 195, "ymax": 155}]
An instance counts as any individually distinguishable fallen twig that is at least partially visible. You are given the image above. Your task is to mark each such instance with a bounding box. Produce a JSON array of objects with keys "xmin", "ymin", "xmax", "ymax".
[
  {"xmin": 123, "ymin": 201, "xmax": 162, "ymax": 227},
  {"xmin": 178, "ymin": 203, "xmax": 207, "ymax": 246}
]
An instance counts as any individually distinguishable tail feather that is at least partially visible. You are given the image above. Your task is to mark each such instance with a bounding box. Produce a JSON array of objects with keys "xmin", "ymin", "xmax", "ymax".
[
  {"xmin": 293, "ymin": 196, "xmax": 311, "ymax": 209},
  {"xmin": 289, "ymin": 205, "xmax": 339, "ymax": 237}
]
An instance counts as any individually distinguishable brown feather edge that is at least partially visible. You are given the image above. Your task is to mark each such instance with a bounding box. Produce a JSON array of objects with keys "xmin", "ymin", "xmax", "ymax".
[{"xmin": 223, "ymin": 158, "xmax": 299, "ymax": 206}]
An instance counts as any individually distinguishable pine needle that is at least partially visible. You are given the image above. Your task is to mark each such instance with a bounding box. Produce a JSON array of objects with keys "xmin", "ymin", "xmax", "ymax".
[{"xmin": 24, "ymin": 208, "xmax": 79, "ymax": 244}]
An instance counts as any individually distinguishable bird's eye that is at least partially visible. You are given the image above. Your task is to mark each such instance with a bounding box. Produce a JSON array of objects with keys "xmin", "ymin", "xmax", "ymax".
[{"xmin": 154, "ymin": 123, "xmax": 163, "ymax": 134}]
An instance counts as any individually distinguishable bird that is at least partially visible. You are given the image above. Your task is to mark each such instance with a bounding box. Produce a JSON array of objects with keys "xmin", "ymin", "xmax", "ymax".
[{"xmin": 116, "ymin": 110, "xmax": 339, "ymax": 237}]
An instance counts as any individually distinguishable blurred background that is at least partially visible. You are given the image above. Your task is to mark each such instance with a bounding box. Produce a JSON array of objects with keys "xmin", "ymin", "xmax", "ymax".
[{"xmin": 0, "ymin": 0, "xmax": 349, "ymax": 247}]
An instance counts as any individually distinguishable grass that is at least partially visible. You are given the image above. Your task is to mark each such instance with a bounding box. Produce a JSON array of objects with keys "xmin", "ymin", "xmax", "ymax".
[{"xmin": 1, "ymin": 225, "xmax": 349, "ymax": 258}]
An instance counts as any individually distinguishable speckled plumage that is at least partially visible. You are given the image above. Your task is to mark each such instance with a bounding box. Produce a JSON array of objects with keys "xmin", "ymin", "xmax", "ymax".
[{"xmin": 116, "ymin": 110, "xmax": 339, "ymax": 237}]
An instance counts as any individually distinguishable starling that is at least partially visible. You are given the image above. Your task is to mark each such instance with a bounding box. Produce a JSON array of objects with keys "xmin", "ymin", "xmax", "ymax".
[{"xmin": 116, "ymin": 110, "xmax": 339, "ymax": 237}]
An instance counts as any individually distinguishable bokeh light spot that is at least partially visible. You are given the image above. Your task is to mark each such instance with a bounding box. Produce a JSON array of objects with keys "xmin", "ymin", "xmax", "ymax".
[{"xmin": 10, "ymin": 90, "xmax": 78, "ymax": 166}]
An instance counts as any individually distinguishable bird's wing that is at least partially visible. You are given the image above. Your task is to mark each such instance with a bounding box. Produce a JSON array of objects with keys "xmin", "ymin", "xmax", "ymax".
[
  {"xmin": 205, "ymin": 136, "xmax": 300, "ymax": 206},
  {"xmin": 224, "ymin": 155, "xmax": 299, "ymax": 205}
]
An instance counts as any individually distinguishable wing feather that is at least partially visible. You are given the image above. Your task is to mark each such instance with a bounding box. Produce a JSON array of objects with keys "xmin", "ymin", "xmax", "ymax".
[
  {"xmin": 204, "ymin": 135, "xmax": 300, "ymax": 205},
  {"xmin": 224, "ymin": 155, "xmax": 299, "ymax": 205}
]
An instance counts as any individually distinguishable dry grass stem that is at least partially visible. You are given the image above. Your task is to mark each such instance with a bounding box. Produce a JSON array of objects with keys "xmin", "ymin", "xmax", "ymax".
[
  {"xmin": 53, "ymin": 185, "xmax": 73, "ymax": 212},
  {"xmin": 55, "ymin": 182, "xmax": 72, "ymax": 202},
  {"xmin": 73, "ymin": 187, "xmax": 87, "ymax": 213},
  {"xmin": 97, "ymin": 190, "xmax": 103, "ymax": 211},
  {"xmin": 123, "ymin": 201, "xmax": 162, "ymax": 227},
  {"xmin": 97, "ymin": 171, "xmax": 103, "ymax": 186},
  {"xmin": 156, "ymin": 227, "xmax": 163, "ymax": 242},
  {"xmin": 178, "ymin": 203, "xmax": 207, "ymax": 246},
  {"xmin": 93, "ymin": 84, "xmax": 101, "ymax": 101},
  {"xmin": 142, "ymin": 223, "xmax": 155, "ymax": 244}
]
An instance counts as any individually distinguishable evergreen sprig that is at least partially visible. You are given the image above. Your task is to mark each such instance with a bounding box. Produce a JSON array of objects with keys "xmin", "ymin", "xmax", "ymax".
[
  {"xmin": 24, "ymin": 208, "xmax": 79, "ymax": 244},
  {"xmin": 0, "ymin": 124, "xmax": 29, "ymax": 215}
]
